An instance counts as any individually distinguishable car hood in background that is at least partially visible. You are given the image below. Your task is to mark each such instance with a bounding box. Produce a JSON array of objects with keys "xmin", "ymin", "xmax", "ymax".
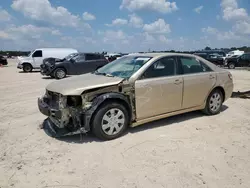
[
  {"xmin": 18, "ymin": 56, "xmax": 31, "ymax": 62},
  {"xmin": 46, "ymin": 73, "xmax": 124, "ymax": 95}
]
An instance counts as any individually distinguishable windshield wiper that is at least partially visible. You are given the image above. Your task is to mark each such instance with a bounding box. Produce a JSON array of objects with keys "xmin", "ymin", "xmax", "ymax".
[{"xmin": 93, "ymin": 70, "xmax": 114, "ymax": 77}]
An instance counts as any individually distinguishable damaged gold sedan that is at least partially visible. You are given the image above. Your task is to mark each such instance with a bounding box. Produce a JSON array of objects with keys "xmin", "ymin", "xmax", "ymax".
[{"xmin": 38, "ymin": 53, "xmax": 234, "ymax": 140}]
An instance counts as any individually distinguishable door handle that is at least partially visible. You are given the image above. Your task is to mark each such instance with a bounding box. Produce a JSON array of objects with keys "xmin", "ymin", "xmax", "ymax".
[
  {"xmin": 209, "ymin": 75, "xmax": 215, "ymax": 79},
  {"xmin": 174, "ymin": 79, "xmax": 182, "ymax": 85}
]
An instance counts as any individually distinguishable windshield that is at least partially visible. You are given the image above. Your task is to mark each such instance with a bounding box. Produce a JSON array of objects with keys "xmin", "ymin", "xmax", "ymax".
[
  {"xmin": 96, "ymin": 56, "xmax": 152, "ymax": 79},
  {"xmin": 64, "ymin": 53, "xmax": 78, "ymax": 61},
  {"xmin": 28, "ymin": 50, "xmax": 35, "ymax": 57}
]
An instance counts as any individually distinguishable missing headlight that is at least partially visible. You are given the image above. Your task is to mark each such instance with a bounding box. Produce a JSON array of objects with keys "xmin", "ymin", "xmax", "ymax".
[{"xmin": 67, "ymin": 96, "xmax": 82, "ymax": 107}]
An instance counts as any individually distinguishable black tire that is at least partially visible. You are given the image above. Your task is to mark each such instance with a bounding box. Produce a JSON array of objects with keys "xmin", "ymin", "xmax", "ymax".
[
  {"xmin": 203, "ymin": 89, "xmax": 223, "ymax": 115},
  {"xmin": 23, "ymin": 63, "xmax": 33, "ymax": 72},
  {"xmin": 92, "ymin": 102, "xmax": 129, "ymax": 140},
  {"xmin": 228, "ymin": 62, "xmax": 235, "ymax": 69},
  {"xmin": 54, "ymin": 68, "xmax": 66, "ymax": 79}
]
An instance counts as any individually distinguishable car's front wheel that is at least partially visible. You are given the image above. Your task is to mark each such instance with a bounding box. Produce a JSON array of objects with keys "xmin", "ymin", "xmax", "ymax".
[
  {"xmin": 92, "ymin": 102, "xmax": 129, "ymax": 140},
  {"xmin": 54, "ymin": 68, "xmax": 66, "ymax": 79},
  {"xmin": 203, "ymin": 89, "xmax": 223, "ymax": 115},
  {"xmin": 23, "ymin": 63, "xmax": 33, "ymax": 72}
]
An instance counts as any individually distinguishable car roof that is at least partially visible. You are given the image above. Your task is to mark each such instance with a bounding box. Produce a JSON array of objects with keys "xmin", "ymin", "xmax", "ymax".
[{"xmin": 126, "ymin": 52, "xmax": 197, "ymax": 58}]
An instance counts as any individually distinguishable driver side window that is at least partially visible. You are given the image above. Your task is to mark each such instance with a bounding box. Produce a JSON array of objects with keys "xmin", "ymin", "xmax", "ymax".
[
  {"xmin": 141, "ymin": 57, "xmax": 176, "ymax": 79},
  {"xmin": 74, "ymin": 55, "xmax": 85, "ymax": 63},
  {"xmin": 32, "ymin": 50, "xmax": 42, "ymax": 57}
]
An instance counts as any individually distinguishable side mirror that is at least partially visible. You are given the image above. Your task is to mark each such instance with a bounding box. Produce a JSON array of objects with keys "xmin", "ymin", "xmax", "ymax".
[{"xmin": 70, "ymin": 58, "xmax": 75, "ymax": 63}]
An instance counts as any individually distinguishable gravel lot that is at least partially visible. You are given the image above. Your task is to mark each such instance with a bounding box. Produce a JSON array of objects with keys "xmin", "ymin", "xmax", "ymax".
[{"xmin": 1, "ymin": 59, "xmax": 250, "ymax": 188}]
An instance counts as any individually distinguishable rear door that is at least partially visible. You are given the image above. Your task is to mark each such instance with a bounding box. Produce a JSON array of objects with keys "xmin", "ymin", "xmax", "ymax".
[
  {"xmin": 239, "ymin": 54, "xmax": 250, "ymax": 67},
  {"xmin": 178, "ymin": 56, "xmax": 216, "ymax": 109},
  {"xmin": 32, "ymin": 50, "xmax": 43, "ymax": 68},
  {"xmin": 83, "ymin": 54, "xmax": 107, "ymax": 73}
]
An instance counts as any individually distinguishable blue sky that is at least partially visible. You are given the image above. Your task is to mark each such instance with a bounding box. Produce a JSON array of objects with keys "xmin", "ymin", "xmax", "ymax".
[{"xmin": 0, "ymin": 0, "xmax": 250, "ymax": 52}]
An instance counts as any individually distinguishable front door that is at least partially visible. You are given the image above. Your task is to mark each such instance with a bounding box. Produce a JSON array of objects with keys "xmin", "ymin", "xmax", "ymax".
[
  {"xmin": 32, "ymin": 50, "xmax": 43, "ymax": 68},
  {"xmin": 178, "ymin": 56, "xmax": 216, "ymax": 109},
  {"xmin": 68, "ymin": 54, "xmax": 86, "ymax": 75},
  {"xmin": 135, "ymin": 57, "xmax": 183, "ymax": 120}
]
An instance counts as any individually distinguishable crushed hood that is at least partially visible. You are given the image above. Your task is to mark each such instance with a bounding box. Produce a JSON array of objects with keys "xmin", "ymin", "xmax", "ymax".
[{"xmin": 46, "ymin": 73, "xmax": 124, "ymax": 95}]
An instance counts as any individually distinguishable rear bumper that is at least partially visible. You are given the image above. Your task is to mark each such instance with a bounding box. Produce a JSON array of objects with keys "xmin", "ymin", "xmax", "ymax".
[
  {"xmin": 224, "ymin": 82, "xmax": 234, "ymax": 101},
  {"xmin": 0, "ymin": 60, "xmax": 8, "ymax": 65}
]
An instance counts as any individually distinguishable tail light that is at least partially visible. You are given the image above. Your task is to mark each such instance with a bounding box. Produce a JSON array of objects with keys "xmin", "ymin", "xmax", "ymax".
[{"xmin": 228, "ymin": 73, "xmax": 233, "ymax": 80}]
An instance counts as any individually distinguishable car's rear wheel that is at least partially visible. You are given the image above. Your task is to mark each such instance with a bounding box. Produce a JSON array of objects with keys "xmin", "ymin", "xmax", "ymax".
[
  {"xmin": 203, "ymin": 89, "xmax": 223, "ymax": 115},
  {"xmin": 92, "ymin": 102, "xmax": 129, "ymax": 140},
  {"xmin": 54, "ymin": 68, "xmax": 66, "ymax": 79},
  {"xmin": 23, "ymin": 63, "xmax": 33, "ymax": 72},
  {"xmin": 228, "ymin": 62, "xmax": 235, "ymax": 69}
]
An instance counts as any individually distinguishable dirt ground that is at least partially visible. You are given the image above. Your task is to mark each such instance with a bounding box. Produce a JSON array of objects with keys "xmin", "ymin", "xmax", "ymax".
[{"xmin": 0, "ymin": 59, "xmax": 250, "ymax": 188}]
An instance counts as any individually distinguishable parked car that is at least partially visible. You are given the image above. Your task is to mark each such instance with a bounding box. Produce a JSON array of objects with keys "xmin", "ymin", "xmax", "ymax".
[
  {"xmin": 194, "ymin": 52, "xmax": 224, "ymax": 66},
  {"xmin": 226, "ymin": 50, "xmax": 244, "ymax": 58},
  {"xmin": 104, "ymin": 53, "xmax": 122, "ymax": 60},
  {"xmin": 40, "ymin": 53, "xmax": 108, "ymax": 79},
  {"xmin": 225, "ymin": 53, "xmax": 250, "ymax": 69},
  {"xmin": 0, "ymin": 55, "xmax": 8, "ymax": 65},
  {"xmin": 17, "ymin": 48, "xmax": 78, "ymax": 72},
  {"xmin": 38, "ymin": 53, "xmax": 234, "ymax": 140}
]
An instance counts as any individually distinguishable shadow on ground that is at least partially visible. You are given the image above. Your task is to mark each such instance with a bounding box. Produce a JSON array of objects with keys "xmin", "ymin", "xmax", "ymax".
[
  {"xmin": 231, "ymin": 90, "xmax": 250, "ymax": 99},
  {"xmin": 18, "ymin": 70, "xmax": 40, "ymax": 73},
  {"xmin": 42, "ymin": 76, "xmax": 54, "ymax": 80},
  {"xmin": 43, "ymin": 105, "xmax": 228, "ymax": 144}
]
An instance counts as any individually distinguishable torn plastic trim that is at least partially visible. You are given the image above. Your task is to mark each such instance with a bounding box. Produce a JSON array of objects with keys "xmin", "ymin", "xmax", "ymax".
[{"xmin": 83, "ymin": 92, "xmax": 133, "ymax": 132}]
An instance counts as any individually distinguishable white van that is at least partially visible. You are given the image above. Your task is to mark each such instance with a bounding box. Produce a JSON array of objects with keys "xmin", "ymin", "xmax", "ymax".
[
  {"xmin": 17, "ymin": 48, "xmax": 78, "ymax": 72},
  {"xmin": 226, "ymin": 50, "xmax": 244, "ymax": 58}
]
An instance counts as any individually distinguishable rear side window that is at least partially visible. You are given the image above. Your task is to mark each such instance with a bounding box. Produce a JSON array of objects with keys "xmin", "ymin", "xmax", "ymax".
[
  {"xmin": 85, "ymin": 54, "xmax": 102, "ymax": 60},
  {"xmin": 180, "ymin": 57, "xmax": 211, "ymax": 74},
  {"xmin": 32, "ymin": 50, "xmax": 42, "ymax": 57},
  {"xmin": 242, "ymin": 54, "xmax": 250, "ymax": 60}
]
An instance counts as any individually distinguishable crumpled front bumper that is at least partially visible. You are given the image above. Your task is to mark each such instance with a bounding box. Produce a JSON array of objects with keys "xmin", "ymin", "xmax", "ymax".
[
  {"xmin": 40, "ymin": 64, "xmax": 55, "ymax": 76},
  {"xmin": 38, "ymin": 97, "xmax": 89, "ymax": 138},
  {"xmin": 38, "ymin": 98, "xmax": 62, "ymax": 119}
]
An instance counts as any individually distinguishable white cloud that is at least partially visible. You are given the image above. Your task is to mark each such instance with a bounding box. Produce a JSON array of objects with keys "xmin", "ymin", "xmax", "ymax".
[
  {"xmin": 106, "ymin": 18, "xmax": 128, "ymax": 26},
  {"xmin": 82, "ymin": 12, "xmax": 96, "ymax": 21},
  {"xmin": 51, "ymin": 30, "xmax": 62, "ymax": 36},
  {"xmin": 120, "ymin": 0, "xmax": 178, "ymax": 13},
  {"xmin": 158, "ymin": 35, "xmax": 170, "ymax": 43},
  {"xmin": 221, "ymin": 0, "xmax": 248, "ymax": 21},
  {"xmin": 0, "ymin": 31, "xmax": 10, "ymax": 39},
  {"xmin": 194, "ymin": 6, "xmax": 203, "ymax": 14},
  {"xmin": 0, "ymin": 9, "xmax": 11, "ymax": 22},
  {"xmin": 129, "ymin": 14, "xmax": 143, "ymax": 28},
  {"xmin": 11, "ymin": 0, "xmax": 81, "ymax": 27},
  {"xmin": 4, "ymin": 24, "xmax": 62, "ymax": 40},
  {"xmin": 233, "ymin": 21, "xmax": 250, "ymax": 34},
  {"xmin": 202, "ymin": 26, "xmax": 218, "ymax": 35},
  {"xmin": 102, "ymin": 30, "xmax": 127, "ymax": 42},
  {"xmin": 143, "ymin": 19, "xmax": 171, "ymax": 34}
]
